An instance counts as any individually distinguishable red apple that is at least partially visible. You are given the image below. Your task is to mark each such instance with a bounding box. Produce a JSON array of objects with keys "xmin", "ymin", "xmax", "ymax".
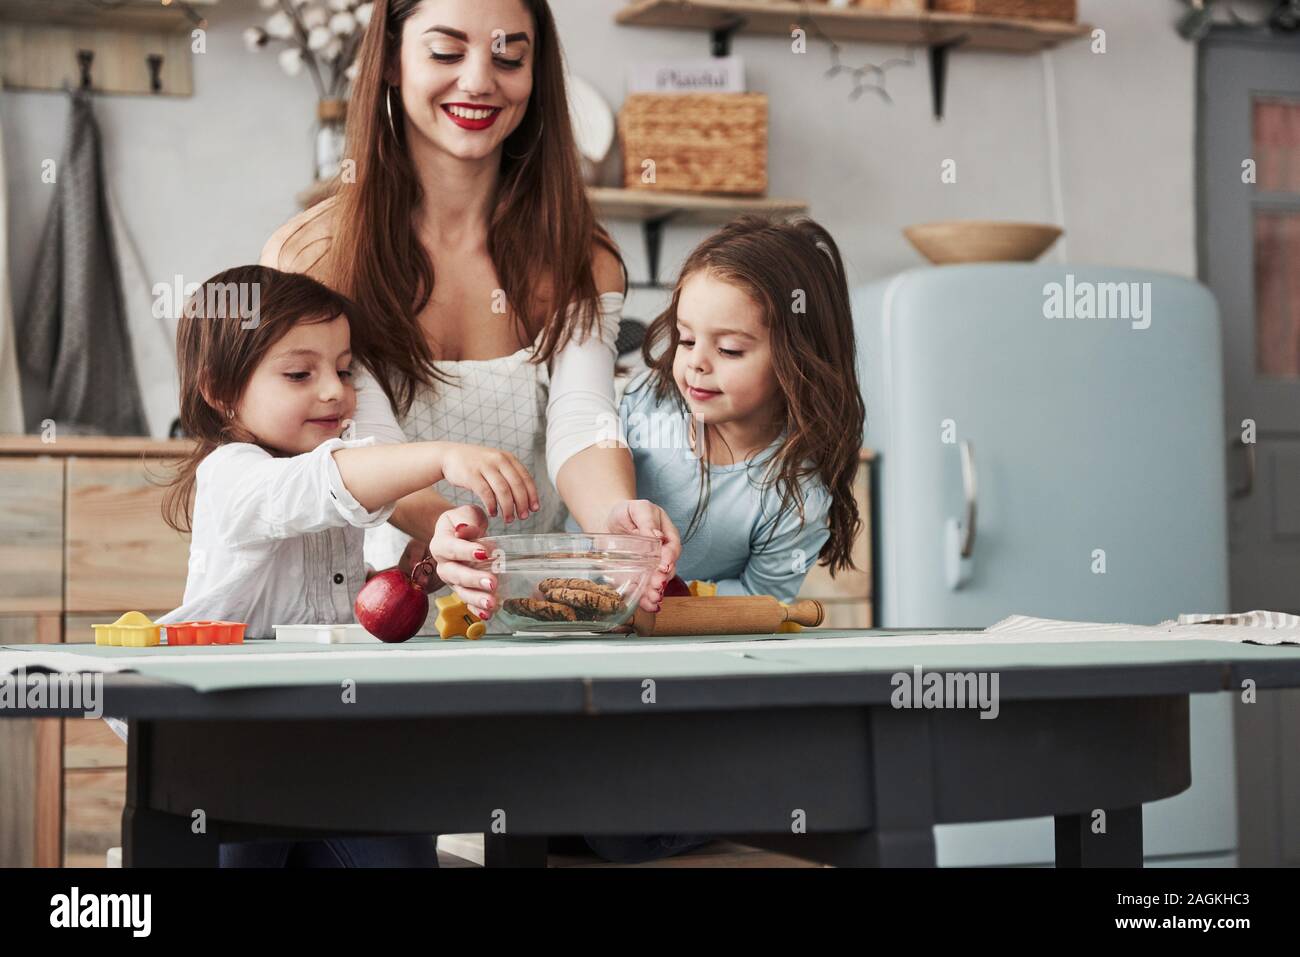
[
  {"xmin": 662, "ymin": 575, "xmax": 691, "ymax": 598},
  {"xmin": 355, "ymin": 566, "xmax": 429, "ymax": 643}
]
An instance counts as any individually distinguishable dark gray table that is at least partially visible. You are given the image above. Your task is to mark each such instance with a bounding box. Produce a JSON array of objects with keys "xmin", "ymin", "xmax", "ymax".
[{"xmin": 4, "ymin": 630, "xmax": 1297, "ymax": 867}]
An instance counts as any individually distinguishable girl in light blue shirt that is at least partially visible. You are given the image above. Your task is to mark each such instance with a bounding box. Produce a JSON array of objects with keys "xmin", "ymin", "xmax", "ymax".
[
  {"xmin": 616, "ymin": 369, "xmax": 834, "ymax": 602},
  {"xmin": 582, "ymin": 215, "xmax": 867, "ymax": 866},
  {"xmin": 612, "ymin": 215, "xmax": 866, "ymax": 603}
]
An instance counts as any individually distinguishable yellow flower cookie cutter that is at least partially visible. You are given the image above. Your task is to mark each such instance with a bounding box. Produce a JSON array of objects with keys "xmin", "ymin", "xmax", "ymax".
[{"xmin": 91, "ymin": 611, "xmax": 162, "ymax": 648}]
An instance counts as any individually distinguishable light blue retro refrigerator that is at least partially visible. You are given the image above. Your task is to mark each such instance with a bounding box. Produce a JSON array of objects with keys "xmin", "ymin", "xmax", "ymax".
[{"xmin": 852, "ymin": 264, "xmax": 1237, "ymax": 867}]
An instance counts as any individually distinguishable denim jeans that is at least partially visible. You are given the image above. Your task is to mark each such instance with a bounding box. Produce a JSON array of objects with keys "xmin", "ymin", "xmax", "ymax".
[
  {"xmin": 219, "ymin": 835, "xmax": 441, "ymax": 868},
  {"xmin": 581, "ymin": 833, "xmax": 711, "ymax": 865}
]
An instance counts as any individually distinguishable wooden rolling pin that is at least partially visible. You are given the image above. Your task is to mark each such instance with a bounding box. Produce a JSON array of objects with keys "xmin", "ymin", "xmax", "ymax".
[{"xmin": 633, "ymin": 596, "xmax": 825, "ymax": 637}]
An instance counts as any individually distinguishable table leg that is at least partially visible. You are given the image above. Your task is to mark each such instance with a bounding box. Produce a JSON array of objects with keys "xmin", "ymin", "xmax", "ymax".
[
  {"xmin": 865, "ymin": 706, "xmax": 939, "ymax": 866},
  {"xmin": 483, "ymin": 834, "xmax": 548, "ymax": 868},
  {"xmin": 122, "ymin": 805, "xmax": 221, "ymax": 867},
  {"xmin": 122, "ymin": 717, "xmax": 221, "ymax": 867},
  {"xmin": 1054, "ymin": 806, "xmax": 1143, "ymax": 867}
]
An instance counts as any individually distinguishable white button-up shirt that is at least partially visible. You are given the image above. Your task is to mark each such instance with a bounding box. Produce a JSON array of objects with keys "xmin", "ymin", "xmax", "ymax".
[{"xmin": 156, "ymin": 435, "xmax": 397, "ymax": 639}]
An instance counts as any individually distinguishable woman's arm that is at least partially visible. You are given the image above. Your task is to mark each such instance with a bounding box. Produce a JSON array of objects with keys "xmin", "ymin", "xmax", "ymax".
[
  {"xmin": 546, "ymin": 248, "xmax": 636, "ymax": 528},
  {"xmin": 543, "ymin": 268, "xmax": 680, "ymax": 607},
  {"xmin": 388, "ymin": 487, "xmax": 454, "ymax": 543},
  {"xmin": 546, "ymin": 289, "xmax": 678, "ymax": 535},
  {"xmin": 555, "ymin": 444, "xmax": 635, "ymax": 530},
  {"xmin": 546, "ymin": 290, "xmax": 630, "ymax": 527}
]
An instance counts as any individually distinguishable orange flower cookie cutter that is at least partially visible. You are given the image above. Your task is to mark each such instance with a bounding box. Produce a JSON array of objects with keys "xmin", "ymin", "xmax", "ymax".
[{"xmin": 164, "ymin": 621, "xmax": 247, "ymax": 646}]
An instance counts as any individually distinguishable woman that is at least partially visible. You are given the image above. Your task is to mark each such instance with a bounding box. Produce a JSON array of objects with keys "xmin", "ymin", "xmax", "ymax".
[
  {"xmin": 262, "ymin": 0, "xmax": 680, "ymax": 620},
  {"xmin": 247, "ymin": 0, "xmax": 680, "ymax": 868}
]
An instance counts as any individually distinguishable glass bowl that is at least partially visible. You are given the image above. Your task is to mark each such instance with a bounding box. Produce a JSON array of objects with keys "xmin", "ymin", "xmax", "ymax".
[{"xmin": 469, "ymin": 533, "xmax": 660, "ymax": 634}]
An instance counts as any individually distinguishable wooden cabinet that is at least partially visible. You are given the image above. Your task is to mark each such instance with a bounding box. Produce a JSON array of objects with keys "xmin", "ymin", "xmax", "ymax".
[
  {"xmin": 0, "ymin": 459, "xmax": 63, "ymax": 613},
  {"xmin": 65, "ymin": 459, "xmax": 191, "ymax": 612},
  {"xmin": 0, "ymin": 615, "xmax": 61, "ymax": 868},
  {"xmin": 797, "ymin": 452, "xmax": 875, "ymax": 628},
  {"xmin": 0, "ymin": 437, "xmax": 190, "ymax": 867}
]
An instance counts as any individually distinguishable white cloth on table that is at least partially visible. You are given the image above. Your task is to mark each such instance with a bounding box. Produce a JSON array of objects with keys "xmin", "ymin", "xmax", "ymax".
[
  {"xmin": 986, "ymin": 613, "xmax": 1300, "ymax": 646},
  {"xmin": 154, "ymin": 435, "xmax": 396, "ymax": 641}
]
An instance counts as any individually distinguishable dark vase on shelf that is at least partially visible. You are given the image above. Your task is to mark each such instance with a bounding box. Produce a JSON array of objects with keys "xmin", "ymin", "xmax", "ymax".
[{"xmin": 314, "ymin": 98, "xmax": 347, "ymax": 183}]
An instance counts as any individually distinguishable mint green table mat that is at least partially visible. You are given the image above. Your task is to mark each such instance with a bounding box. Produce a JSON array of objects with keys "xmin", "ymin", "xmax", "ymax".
[{"xmin": 3, "ymin": 631, "xmax": 1295, "ymax": 694}]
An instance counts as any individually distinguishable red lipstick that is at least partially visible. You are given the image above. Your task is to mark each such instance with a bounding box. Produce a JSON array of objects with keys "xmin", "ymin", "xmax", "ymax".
[{"xmin": 442, "ymin": 103, "xmax": 502, "ymax": 131}]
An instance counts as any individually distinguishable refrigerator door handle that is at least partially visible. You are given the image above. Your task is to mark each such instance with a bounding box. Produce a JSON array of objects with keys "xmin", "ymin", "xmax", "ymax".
[
  {"xmin": 958, "ymin": 439, "xmax": 977, "ymax": 557},
  {"xmin": 1228, "ymin": 435, "xmax": 1256, "ymax": 500},
  {"xmin": 945, "ymin": 440, "xmax": 977, "ymax": 590}
]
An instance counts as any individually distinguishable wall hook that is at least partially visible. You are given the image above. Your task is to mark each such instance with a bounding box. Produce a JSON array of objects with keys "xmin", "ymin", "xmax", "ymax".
[
  {"xmin": 928, "ymin": 35, "xmax": 969, "ymax": 121},
  {"xmin": 77, "ymin": 49, "xmax": 94, "ymax": 91},
  {"xmin": 710, "ymin": 15, "xmax": 746, "ymax": 57},
  {"xmin": 147, "ymin": 54, "xmax": 164, "ymax": 94}
]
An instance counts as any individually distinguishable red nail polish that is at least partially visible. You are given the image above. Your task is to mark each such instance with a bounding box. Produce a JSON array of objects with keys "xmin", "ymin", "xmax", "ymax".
[
  {"xmin": 455, "ymin": 523, "xmax": 469, "ymax": 532},
  {"xmin": 474, "ymin": 548, "xmax": 488, "ymax": 560}
]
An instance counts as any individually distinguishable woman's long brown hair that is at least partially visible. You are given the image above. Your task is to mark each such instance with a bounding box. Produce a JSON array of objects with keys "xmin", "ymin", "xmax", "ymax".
[
  {"xmin": 281, "ymin": 0, "xmax": 624, "ymax": 417},
  {"xmin": 160, "ymin": 265, "xmax": 365, "ymax": 533},
  {"xmin": 641, "ymin": 216, "xmax": 866, "ymax": 575}
]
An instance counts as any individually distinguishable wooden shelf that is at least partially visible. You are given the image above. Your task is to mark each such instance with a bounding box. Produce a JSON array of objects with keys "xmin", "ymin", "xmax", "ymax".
[
  {"xmin": 590, "ymin": 187, "xmax": 809, "ymax": 287},
  {"xmin": 0, "ymin": 1, "xmax": 206, "ymax": 96},
  {"xmin": 616, "ymin": 0, "xmax": 1091, "ymax": 53},
  {"xmin": 0, "ymin": 435, "xmax": 193, "ymax": 457},
  {"xmin": 0, "ymin": 0, "xmax": 215, "ymax": 32},
  {"xmin": 589, "ymin": 186, "xmax": 808, "ymax": 225}
]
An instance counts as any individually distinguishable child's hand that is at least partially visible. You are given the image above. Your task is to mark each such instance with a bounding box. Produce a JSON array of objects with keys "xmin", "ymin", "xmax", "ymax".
[
  {"xmin": 437, "ymin": 444, "xmax": 540, "ymax": 524},
  {"xmin": 604, "ymin": 500, "xmax": 682, "ymax": 613}
]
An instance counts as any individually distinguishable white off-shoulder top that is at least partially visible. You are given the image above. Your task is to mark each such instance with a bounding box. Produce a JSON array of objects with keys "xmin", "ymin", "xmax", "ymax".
[{"xmin": 351, "ymin": 290, "xmax": 626, "ymax": 580}]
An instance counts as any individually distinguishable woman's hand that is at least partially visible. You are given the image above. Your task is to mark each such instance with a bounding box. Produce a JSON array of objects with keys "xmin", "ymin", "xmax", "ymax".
[
  {"xmin": 437, "ymin": 443, "xmax": 540, "ymax": 525},
  {"xmin": 429, "ymin": 505, "xmax": 498, "ymax": 619},
  {"xmin": 604, "ymin": 500, "xmax": 682, "ymax": 613}
]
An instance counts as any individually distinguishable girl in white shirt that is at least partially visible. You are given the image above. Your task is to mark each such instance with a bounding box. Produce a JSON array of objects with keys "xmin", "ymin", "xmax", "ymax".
[
  {"xmin": 157, "ymin": 264, "xmax": 537, "ymax": 638},
  {"xmin": 148, "ymin": 264, "xmax": 540, "ymax": 868}
]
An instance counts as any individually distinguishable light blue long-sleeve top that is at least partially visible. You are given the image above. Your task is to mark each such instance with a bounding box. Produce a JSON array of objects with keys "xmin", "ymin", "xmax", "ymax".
[{"xmin": 568, "ymin": 370, "xmax": 832, "ymax": 602}]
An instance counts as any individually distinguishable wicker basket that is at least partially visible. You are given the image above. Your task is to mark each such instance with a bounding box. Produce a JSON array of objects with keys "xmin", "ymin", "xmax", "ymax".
[
  {"xmin": 931, "ymin": 0, "xmax": 1077, "ymax": 20},
  {"xmin": 619, "ymin": 93, "xmax": 767, "ymax": 196}
]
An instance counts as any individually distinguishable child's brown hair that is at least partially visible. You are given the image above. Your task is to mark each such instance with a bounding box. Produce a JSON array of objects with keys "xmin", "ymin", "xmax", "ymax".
[
  {"xmin": 161, "ymin": 265, "xmax": 369, "ymax": 533},
  {"xmin": 642, "ymin": 216, "xmax": 866, "ymax": 574}
]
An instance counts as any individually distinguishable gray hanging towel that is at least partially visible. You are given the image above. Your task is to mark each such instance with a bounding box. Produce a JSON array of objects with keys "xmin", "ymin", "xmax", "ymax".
[{"xmin": 18, "ymin": 90, "xmax": 147, "ymax": 436}]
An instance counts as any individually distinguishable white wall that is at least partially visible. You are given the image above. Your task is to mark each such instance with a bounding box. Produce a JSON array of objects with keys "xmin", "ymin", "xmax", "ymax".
[{"xmin": 3, "ymin": 0, "xmax": 1203, "ymax": 329}]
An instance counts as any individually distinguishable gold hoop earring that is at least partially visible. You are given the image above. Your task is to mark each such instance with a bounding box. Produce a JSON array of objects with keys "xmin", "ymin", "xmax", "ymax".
[
  {"xmin": 504, "ymin": 118, "xmax": 544, "ymax": 160},
  {"xmin": 386, "ymin": 85, "xmax": 401, "ymax": 141}
]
